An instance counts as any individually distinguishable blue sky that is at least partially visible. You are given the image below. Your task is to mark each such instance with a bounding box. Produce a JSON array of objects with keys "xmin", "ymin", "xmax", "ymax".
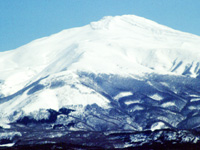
[{"xmin": 0, "ymin": 0, "xmax": 200, "ymax": 52}]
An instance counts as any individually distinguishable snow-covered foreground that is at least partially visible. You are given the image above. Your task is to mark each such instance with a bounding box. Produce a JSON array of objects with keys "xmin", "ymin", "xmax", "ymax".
[{"xmin": 0, "ymin": 15, "xmax": 200, "ymax": 148}]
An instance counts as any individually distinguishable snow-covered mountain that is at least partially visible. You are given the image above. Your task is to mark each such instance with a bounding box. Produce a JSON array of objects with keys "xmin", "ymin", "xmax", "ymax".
[{"xmin": 1, "ymin": 15, "xmax": 200, "ymax": 137}]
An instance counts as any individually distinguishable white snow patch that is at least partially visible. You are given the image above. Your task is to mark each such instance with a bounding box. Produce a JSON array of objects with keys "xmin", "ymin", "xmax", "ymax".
[
  {"xmin": 56, "ymin": 84, "xmax": 110, "ymax": 109},
  {"xmin": 0, "ymin": 143, "xmax": 15, "ymax": 147},
  {"xmin": 114, "ymin": 92, "xmax": 132, "ymax": 100},
  {"xmin": 0, "ymin": 120, "xmax": 10, "ymax": 129},
  {"xmin": 190, "ymin": 94, "xmax": 200, "ymax": 97},
  {"xmin": 149, "ymin": 93, "xmax": 163, "ymax": 101},
  {"xmin": 188, "ymin": 106, "xmax": 196, "ymax": 110},
  {"xmin": 22, "ymin": 89, "xmax": 59, "ymax": 113},
  {"xmin": 191, "ymin": 98, "xmax": 200, "ymax": 102},
  {"xmin": 161, "ymin": 102, "xmax": 176, "ymax": 107},
  {"xmin": 160, "ymin": 82, "xmax": 170, "ymax": 87},
  {"xmin": 125, "ymin": 100, "xmax": 140, "ymax": 105},
  {"xmin": 151, "ymin": 122, "xmax": 166, "ymax": 131},
  {"xmin": 130, "ymin": 105, "xmax": 144, "ymax": 112}
]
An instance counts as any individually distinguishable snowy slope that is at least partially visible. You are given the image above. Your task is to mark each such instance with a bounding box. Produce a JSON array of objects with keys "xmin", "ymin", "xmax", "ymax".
[{"xmin": 0, "ymin": 15, "xmax": 200, "ymax": 131}]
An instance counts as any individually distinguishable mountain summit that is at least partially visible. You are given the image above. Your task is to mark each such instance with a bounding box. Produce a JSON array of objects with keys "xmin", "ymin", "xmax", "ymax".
[{"xmin": 0, "ymin": 15, "xmax": 200, "ymax": 135}]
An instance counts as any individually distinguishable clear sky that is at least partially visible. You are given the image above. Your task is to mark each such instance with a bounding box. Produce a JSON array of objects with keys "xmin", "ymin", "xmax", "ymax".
[{"xmin": 0, "ymin": 0, "xmax": 200, "ymax": 52}]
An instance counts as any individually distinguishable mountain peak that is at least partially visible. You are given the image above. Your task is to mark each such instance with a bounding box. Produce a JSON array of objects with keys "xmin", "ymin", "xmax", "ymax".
[{"xmin": 90, "ymin": 15, "xmax": 171, "ymax": 32}]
